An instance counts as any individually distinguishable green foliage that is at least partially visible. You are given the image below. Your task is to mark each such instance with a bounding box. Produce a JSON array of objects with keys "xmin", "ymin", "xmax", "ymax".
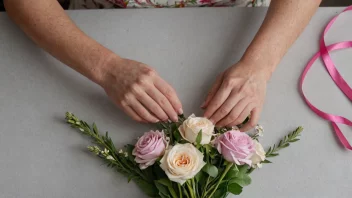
[
  {"xmin": 229, "ymin": 172, "xmax": 251, "ymax": 187},
  {"xmin": 227, "ymin": 183, "xmax": 243, "ymax": 195},
  {"xmin": 65, "ymin": 112, "xmax": 157, "ymax": 196},
  {"xmin": 213, "ymin": 181, "xmax": 230, "ymax": 198},
  {"xmin": 266, "ymin": 127, "xmax": 303, "ymax": 158},
  {"xmin": 135, "ymin": 178, "xmax": 159, "ymax": 197},
  {"xmin": 156, "ymin": 115, "xmax": 186, "ymax": 146},
  {"xmin": 195, "ymin": 130, "xmax": 203, "ymax": 145},
  {"xmin": 155, "ymin": 179, "xmax": 178, "ymax": 198},
  {"xmin": 202, "ymin": 163, "xmax": 219, "ymax": 178}
]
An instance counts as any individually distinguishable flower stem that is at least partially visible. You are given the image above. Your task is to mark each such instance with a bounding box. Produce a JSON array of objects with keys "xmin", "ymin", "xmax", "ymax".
[
  {"xmin": 186, "ymin": 181, "xmax": 195, "ymax": 198},
  {"xmin": 207, "ymin": 162, "xmax": 233, "ymax": 198},
  {"xmin": 201, "ymin": 176, "xmax": 211, "ymax": 198},
  {"xmin": 182, "ymin": 184, "xmax": 190, "ymax": 198},
  {"xmin": 192, "ymin": 178, "xmax": 198, "ymax": 197},
  {"xmin": 178, "ymin": 184, "xmax": 183, "ymax": 198}
]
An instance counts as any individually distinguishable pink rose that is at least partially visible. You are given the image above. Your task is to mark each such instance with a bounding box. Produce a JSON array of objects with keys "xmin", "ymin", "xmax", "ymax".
[
  {"xmin": 213, "ymin": 130, "xmax": 255, "ymax": 166},
  {"xmin": 132, "ymin": 130, "xmax": 169, "ymax": 169}
]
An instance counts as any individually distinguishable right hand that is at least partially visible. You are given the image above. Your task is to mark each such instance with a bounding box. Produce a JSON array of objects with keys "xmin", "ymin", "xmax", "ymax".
[{"xmin": 99, "ymin": 57, "xmax": 183, "ymax": 123}]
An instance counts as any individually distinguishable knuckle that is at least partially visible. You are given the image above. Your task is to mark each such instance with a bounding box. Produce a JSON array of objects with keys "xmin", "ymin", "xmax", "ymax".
[
  {"xmin": 211, "ymin": 102, "xmax": 220, "ymax": 108},
  {"xmin": 130, "ymin": 84, "xmax": 142, "ymax": 95},
  {"xmin": 223, "ymin": 78, "xmax": 235, "ymax": 88},
  {"xmin": 163, "ymin": 88, "xmax": 174, "ymax": 98},
  {"xmin": 143, "ymin": 67, "xmax": 156, "ymax": 77},
  {"xmin": 121, "ymin": 93, "xmax": 133, "ymax": 104},
  {"xmin": 159, "ymin": 98, "xmax": 168, "ymax": 107},
  {"xmin": 130, "ymin": 83, "xmax": 139, "ymax": 91},
  {"xmin": 120, "ymin": 100, "xmax": 129, "ymax": 107},
  {"xmin": 137, "ymin": 76, "xmax": 148, "ymax": 86},
  {"xmin": 219, "ymin": 108, "xmax": 229, "ymax": 116},
  {"xmin": 228, "ymin": 113, "xmax": 239, "ymax": 121}
]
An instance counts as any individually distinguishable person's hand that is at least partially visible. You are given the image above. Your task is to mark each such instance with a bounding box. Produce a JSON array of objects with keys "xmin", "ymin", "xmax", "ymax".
[
  {"xmin": 202, "ymin": 61, "xmax": 268, "ymax": 131},
  {"xmin": 99, "ymin": 57, "xmax": 183, "ymax": 123}
]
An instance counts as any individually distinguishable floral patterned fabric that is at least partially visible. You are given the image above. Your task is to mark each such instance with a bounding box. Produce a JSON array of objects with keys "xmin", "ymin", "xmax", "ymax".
[{"xmin": 68, "ymin": 0, "xmax": 270, "ymax": 9}]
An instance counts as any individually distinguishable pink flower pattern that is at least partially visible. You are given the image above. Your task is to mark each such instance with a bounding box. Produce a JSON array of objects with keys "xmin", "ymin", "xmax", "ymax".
[{"xmin": 67, "ymin": 0, "xmax": 270, "ymax": 9}]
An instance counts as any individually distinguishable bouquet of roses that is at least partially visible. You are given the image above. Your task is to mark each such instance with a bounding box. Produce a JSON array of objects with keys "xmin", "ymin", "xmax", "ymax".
[{"xmin": 65, "ymin": 112, "xmax": 302, "ymax": 198}]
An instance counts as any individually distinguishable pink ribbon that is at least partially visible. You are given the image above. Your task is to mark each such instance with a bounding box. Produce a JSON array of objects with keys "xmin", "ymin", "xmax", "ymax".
[{"xmin": 300, "ymin": 6, "xmax": 352, "ymax": 150}]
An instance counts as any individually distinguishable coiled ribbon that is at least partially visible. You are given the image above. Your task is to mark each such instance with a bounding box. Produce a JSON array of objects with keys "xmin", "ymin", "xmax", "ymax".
[{"xmin": 300, "ymin": 6, "xmax": 352, "ymax": 150}]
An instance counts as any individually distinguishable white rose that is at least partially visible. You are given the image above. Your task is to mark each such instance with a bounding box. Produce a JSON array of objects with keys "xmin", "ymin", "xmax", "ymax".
[
  {"xmin": 178, "ymin": 114, "xmax": 214, "ymax": 144},
  {"xmin": 160, "ymin": 143, "xmax": 206, "ymax": 184},
  {"xmin": 250, "ymin": 140, "xmax": 266, "ymax": 168}
]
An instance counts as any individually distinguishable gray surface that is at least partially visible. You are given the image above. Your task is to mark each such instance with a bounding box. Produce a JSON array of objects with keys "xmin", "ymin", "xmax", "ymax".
[{"xmin": 0, "ymin": 7, "xmax": 352, "ymax": 198}]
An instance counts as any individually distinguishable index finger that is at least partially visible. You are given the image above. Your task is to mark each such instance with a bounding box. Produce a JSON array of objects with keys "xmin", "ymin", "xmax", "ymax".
[
  {"xmin": 154, "ymin": 76, "xmax": 183, "ymax": 115},
  {"xmin": 204, "ymin": 81, "xmax": 233, "ymax": 119},
  {"xmin": 240, "ymin": 107, "xmax": 261, "ymax": 132}
]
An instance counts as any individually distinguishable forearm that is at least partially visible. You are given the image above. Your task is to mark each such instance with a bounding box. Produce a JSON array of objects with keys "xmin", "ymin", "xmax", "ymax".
[
  {"xmin": 241, "ymin": 0, "xmax": 321, "ymax": 80},
  {"xmin": 4, "ymin": 0, "xmax": 116, "ymax": 85}
]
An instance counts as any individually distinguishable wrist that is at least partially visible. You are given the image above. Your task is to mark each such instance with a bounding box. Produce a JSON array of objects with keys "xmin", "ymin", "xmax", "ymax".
[
  {"xmin": 239, "ymin": 52, "xmax": 278, "ymax": 82},
  {"xmin": 93, "ymin": 52, "xmax": 123, "ymax": 87},
  {"xmin": 237, "ymin": 58, "xmax": 273, "ymax": 82}
]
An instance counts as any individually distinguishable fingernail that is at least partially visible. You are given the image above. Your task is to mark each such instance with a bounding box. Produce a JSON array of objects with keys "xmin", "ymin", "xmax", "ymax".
[
  {"xmin": 154, "ymin": 119, "xmax": 160, "ymax": 123},
  {"xmin": 178, "ymin": 108, "xmax": 183, "ymax": 115},
  {"xmin": 201, "ymin": 101, "xmax": 206, "ymax": 108},
  {"xmin": 172, "ymin": 115, "xmax": 178, "ymax": 122}
]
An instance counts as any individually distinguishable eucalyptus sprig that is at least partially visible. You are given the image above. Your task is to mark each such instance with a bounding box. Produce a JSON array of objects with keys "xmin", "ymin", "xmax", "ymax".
[{"xmin": 265, "ymin": 126, "xmax": 303, "ymax": 158}]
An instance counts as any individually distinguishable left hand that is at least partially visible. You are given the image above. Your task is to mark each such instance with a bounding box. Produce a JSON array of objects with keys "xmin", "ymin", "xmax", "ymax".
[{"xmin": 202, "ymin": 61, "xmax": 268, "ymax": 131}]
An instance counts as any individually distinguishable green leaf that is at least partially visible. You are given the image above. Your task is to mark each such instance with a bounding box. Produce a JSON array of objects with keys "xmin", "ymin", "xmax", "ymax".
[
  {"xmin": 213, "ymin": 182, "xmax": 229, "ymax": 198},
  {"xmin": 135, "ymin": 178, "xmax": 158, "ymax": 197},
  {"xmin": 238, "ymin": 165, "xmax": 249, "ymax": 175},
  {"xmin": 228, "ymin": 183, "xmax": 243, "ymax": 195},
  {"xmin": 196, "ymin": 130, "xmax": 203, "ymax": 145},
  {"xmin": 125, "ymin": 144, "xmax": 135, "ymax": 162},
  {"xmin": 269, "ymin": 153, "xmax": 279, "ymax": 157},
  {"xmin": 179, "ymin": 140, "xmax": 189, "ymax": 144},
  {"xmin": 202, "ymin": 163, "xmax": 218, "ymax": 177},
  {"xmin": 195, "ymin": 171, "xmax": 207, "ymax": 191},
  {"xmin": 226, "ymin": 165, "xmax": 251, "ymax": 186},
  {"xmin": 225, "ymin": 166, "xmax": 239, "ymax": 179},
  {"xmin": 262, "ymin": 159, "xmax": 272, "ymax": 164},
  {"xmin": 156, "ymin": 179, "xmax": 178, "ymax": 198},
  {"xmin": 128, "ymin": 175, "xmax": 139, "ymax": 183},
  {"xmin": 195, "ymin": 171, "xmax": 205, "ymax": 182},
  {"xmin": 290, "ymin": 139, "xmax": 300, "ymax": 142},
  {"xmin": 173, "ymin": 129, "xmax": 182, "ymax": 142},
  {"xmin": 156, "ymin": 178, "xmax": 171, "ymax": 187},
  {"xmin": 281, "ymin": 143, "xmax": 290, "ymax": 148},
  {"xmin": 153, "ymin": 165, "xmax": 167, "ymax": 179},
  {"xmin": 229, "ymin": 174, "xmax": 252, "ymax": 187},
  {"xmin": 159, "ymin": 192, "xmax": 171, "ymax": 198},
  {"xmin": 204, "ymin": 144, "xmax": 212, "ymax": 154},
  {"xmin": 155, "ymin": 181, "xmax": 170, "ymax": 197}
]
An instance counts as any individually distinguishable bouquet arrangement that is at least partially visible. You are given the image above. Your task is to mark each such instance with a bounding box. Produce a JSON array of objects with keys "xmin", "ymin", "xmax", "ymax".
[{"xmin": 65, "ymin": 112, "xmax": 302, "ymax": 198}]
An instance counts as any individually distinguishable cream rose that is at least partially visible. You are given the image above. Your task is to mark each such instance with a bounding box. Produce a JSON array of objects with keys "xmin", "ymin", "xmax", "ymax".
[
  {"xmin": 160, "ymin": 143, "xmax": 206, "ymax": 184},
  {"xmin": 178, "ymin": 114, "xmax": 214, "ymax": 144},
  {"xmin": 250, "ymin": 140, "xmax": 266, "ymax": 168}
]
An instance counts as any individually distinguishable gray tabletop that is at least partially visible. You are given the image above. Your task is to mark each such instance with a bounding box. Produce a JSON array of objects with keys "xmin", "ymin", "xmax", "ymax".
[{"xmin": 1, "ymin": 7, "xmax": 352, "ymax": 198}]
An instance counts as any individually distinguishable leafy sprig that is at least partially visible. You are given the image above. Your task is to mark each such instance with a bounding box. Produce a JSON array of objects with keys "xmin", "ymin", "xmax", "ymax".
[
  {"xmin": 65, "ymin": 112, "xmax": 158, "ymax": 197},
  {"xmin": 265, "ymin": 126, "xmax": 303, "ymax": 158}
]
